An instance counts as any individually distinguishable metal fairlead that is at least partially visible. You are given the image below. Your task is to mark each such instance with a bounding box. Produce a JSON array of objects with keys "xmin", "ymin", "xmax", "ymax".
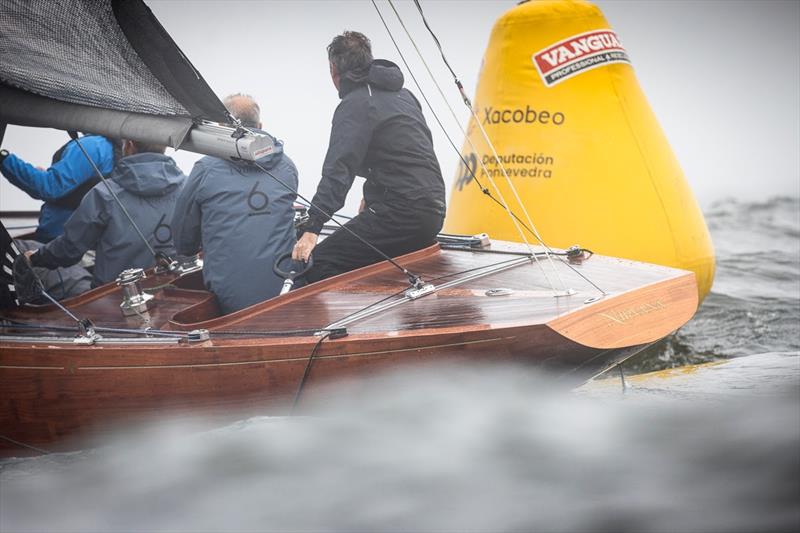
[
  {"xmin": 73, "ymin": 318, "xmax": 101, "ymax": 345},
  {"xmin": 116, "ymin": 268, "xmax": 154, "ymax": 317},
  {"xmin": 187, "ymin": 329, "xmax": 210, "ymax": 342},
  {"xmin": 566, "ymin": 245, "xmax": 587, "ymax": 264},
  {"xmin": 176, "ymin": 254, "xmax": 203, "ymax": 275}
]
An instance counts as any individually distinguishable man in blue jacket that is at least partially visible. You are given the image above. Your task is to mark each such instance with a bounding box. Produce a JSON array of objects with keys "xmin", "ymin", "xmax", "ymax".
[
  {"xmin": 26, "ymin": 140, "xmax": 185, "ymax": 287},
  {"xmin": 292, "ymin": 31, "xmax": 446, "ymax": 281},
  {"xmin": 171, "ymin": 94, "xmax": 298, "ymax": 314},
  {"xmin": 0, "ymin": 135, "xmax": 118, "ymax": 242}
]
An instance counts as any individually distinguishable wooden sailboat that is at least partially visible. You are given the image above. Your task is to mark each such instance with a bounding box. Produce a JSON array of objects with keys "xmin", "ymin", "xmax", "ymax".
[
  {"xmin": 1, "ymin": 237, "xmax": 697, "ymax": 454},
  {"xmin": 0, "ymin": 0, "xmax": 698, "ymax": 454}
]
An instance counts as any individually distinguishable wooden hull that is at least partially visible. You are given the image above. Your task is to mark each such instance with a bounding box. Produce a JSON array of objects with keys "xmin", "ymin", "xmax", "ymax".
[
  {"xmin": 0, "ymin": 241, "xmax": 697, "ymax": 454},
  {"xmin": 1, "ymin": 327, "xmax": 649, "ymax": 454}
]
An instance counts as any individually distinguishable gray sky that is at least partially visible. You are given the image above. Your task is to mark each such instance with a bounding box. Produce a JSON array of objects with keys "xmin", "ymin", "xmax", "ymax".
[{"xmin": 1, "ymin": 0, "xmax": 798, "ymax": 215}]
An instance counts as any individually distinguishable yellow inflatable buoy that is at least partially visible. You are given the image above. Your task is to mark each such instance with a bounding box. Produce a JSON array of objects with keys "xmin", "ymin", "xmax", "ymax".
[{"xmin": 444, "ymin": 0, "xmax": 715, "ymax": 300}]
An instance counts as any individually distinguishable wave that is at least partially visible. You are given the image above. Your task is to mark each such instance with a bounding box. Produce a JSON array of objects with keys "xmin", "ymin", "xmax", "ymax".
[
  {"xmin": 1, "ymin": 361, "xmax": 797, "ymax": 533},
  {"xmin": 634, "ymin": 196, "xmax": 800, "ymax": 371}
]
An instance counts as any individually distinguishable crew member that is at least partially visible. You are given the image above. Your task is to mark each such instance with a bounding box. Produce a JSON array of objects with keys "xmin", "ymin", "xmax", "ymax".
[
  {"xmin": 0, "ymin": 134, "xmax": 118, "ymax": 242},
  {"xmin": 292, "ymin": 31, "xmax": 446, "ymax": 281},
  {"xmin": 25, "ymin": 140, "xmax": 185, "ymax": 287},
  {"xmin": 171, "ymin": 94, "xmax": 298, "ymax": 314}
]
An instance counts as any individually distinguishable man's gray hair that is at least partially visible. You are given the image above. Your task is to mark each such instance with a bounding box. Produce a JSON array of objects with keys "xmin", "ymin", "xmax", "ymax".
[
  {"xmin": 327, "ymin": 31, "xmax": 372, "ymax": 76},
  {"xmin": 223, "ymin": 93, "xmax": 261, "ymax": 128}
]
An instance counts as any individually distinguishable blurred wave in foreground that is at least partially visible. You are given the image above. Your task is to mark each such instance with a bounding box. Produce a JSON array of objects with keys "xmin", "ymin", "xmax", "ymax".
[{"xmin": 2, "ymin": 354, "xmax": 798, "ymax": 533}]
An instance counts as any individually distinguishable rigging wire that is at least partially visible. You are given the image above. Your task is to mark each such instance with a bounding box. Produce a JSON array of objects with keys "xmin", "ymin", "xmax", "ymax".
[
  {"xmin": 289, "ymin": 252, "xmax": 562, "ymax": 411},
  {"xmin": 249, "ymin": 157, "xmax": 425, "ymax": 289},
  {"xmin": 399, "ymin": 0, "xmax": 568, "ymax": 292},
  {"xmin": 0, "ymin": 319, "xmax": 345, "ymax": 339},
  {"xmin": 0, "ymin": 251, "xmax": 547, "ymax": 339},
  {"xmin": 370, "ymin": 1, "xmax": 534, "ymax": 254},
  {"xmin": 388, "ymin": 0, "xmax": 607, "ymax": 297},
  {"xmin": 406, "ymin": 0, "xmax": 574, "ymax": 289},
  {"xmin": 369, "ymin": 1, "xmax": 540, "ymax": 238},
  {"xmin": 70, "ymin": 134, "xmax": 159, "ymax": 260},
  {"xmin": 382, "ymin": 0, "xmax": 549, "ymax": 237},
  {"xmin": 371, "ymin": 0, "xmax": 563, "ymax": 295},
  {"xmin": 294, "ymin": 198, "xmax": 353, "ymax": 221},
  {"xmin": 34, "ymin": 286, "xmax": 83, "ymax": 329},
  {"xmin": 31, "ymin": 280, "xmax": 104, "ymax": 341},
  {"xmin": 38, "ymin": 288, "xmax": 81, "ymax": 323},
  {"xmin": 309, "ymin": 252, "xmax": 542, "ymax": 330}
]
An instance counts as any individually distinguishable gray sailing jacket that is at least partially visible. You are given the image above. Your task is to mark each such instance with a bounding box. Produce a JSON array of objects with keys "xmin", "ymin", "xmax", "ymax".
[
  {"xmin": 171, "ymin": 149, "xmax": 298, "ymax": 314},
  {"xmin": 33, "ymin": 153, "xmax": 186, "ymax": 286}
]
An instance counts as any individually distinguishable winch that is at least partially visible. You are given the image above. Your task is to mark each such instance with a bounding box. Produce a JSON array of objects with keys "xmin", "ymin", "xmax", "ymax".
[{"xmin": 116, "ymin": 268, "xmax": 154, "ymax": 316}]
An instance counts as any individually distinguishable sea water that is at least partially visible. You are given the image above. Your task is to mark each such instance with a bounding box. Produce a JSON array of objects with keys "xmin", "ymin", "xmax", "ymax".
[
  {"xmin": 627, "ymin": 196, "xmax": 800, "ymax": 372},
  {"xmin": 1, "ymin": 198, "xmax": 798, "ymax": 532}
]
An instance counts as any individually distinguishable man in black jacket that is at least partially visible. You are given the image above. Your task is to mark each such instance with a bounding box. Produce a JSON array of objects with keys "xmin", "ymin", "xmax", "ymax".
[{"xmin": 292, "ymin": 31, "xmax": 445, "ymax": 282}]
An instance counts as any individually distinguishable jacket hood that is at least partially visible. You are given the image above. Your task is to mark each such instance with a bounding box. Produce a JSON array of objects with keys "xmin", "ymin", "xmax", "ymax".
[
  {"xmin": 339, "ymin": 59, "xmax": 404, "ymax": 97},
  {"xmin": 112, "ymin": 153, "xmax": 185, "ymax": 196}
]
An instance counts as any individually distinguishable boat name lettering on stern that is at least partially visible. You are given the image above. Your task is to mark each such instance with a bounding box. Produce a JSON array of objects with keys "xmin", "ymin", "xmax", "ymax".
[{"xmin": 599, "ymin": 300, "xmax": 666, "ymax": 326}]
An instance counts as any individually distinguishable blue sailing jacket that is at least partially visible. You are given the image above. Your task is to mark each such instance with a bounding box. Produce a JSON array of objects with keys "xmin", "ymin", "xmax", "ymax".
[{"xmin": 0, "ymin": 135, "xmax": 115, "ymax": 242}]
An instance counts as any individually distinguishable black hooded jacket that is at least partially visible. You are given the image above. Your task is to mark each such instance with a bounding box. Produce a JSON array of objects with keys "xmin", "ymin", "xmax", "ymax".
[{"xmin": 306, "ymin": 59, "xmax": 445, "ymax": 234}]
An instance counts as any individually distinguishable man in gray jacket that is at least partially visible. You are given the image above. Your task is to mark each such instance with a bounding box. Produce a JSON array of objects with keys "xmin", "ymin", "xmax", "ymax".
[
  {"xmin": 171, "ymin": 94, "xmax": 298, "ymax": 314},
  {"xmin": 27, "ymin": 140, "xmax": 186, "ymax": 287}
]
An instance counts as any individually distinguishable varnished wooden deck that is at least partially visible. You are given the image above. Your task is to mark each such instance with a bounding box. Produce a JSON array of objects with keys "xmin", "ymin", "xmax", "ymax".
[
  {"xmin": 0, "ymin": 241, "xmax": 697, "ymax": 454},
  {"xmin": 2, "ymin": 241, "xmax": 696, "ymax": 348}
]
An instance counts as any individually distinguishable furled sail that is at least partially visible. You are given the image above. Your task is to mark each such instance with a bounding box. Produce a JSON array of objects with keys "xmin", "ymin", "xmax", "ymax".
[{"xmin": 0, "ymin": 0, "xmax": 273, "ymax": 159}]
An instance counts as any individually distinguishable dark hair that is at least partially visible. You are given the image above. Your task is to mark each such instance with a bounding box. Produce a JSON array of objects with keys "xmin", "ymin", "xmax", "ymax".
[
  {"xmin": 129, "ymin": 140, "xmax": 166, "ymax": 154},
  {"xmin": 327, "ymin": 31, "xmax": 373, "ymax": 76}
]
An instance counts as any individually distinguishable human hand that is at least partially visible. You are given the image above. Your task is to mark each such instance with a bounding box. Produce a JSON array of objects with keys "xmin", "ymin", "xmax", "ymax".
[
  {"xmin": 23, "ymin": 250, "xmax": 35, "ymax": 259},
  {"xmin": 292, "ymin": 232, "xmax": 318, "ymax": 263}
]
